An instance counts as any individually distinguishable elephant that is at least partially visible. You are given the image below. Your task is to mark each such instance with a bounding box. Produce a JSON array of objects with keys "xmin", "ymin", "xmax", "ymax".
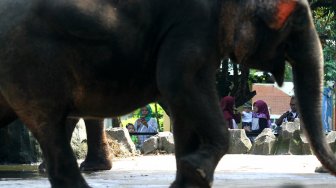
[
  {"xmin": 0, "ymin": 95, "xmax": 112, "ymax": 171},
  {"xmin": 0, "ymin": 0, "xmax": 334, "ymax": 187}
]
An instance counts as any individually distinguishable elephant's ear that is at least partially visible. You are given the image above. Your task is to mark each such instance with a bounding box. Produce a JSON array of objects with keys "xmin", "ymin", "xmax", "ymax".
[
  {"xmin": 257, "ymin": 0, "xmax": 297, "ymax": 30},
  {"xmin": 255, "ymin": 0, "xmax": 297, "ymax": 86}
]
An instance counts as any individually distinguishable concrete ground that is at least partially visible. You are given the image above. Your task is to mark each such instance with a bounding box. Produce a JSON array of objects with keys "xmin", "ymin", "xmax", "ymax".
[{"xmin": 1, "ymin": 154, "xmax": 336, "ymax": 187}]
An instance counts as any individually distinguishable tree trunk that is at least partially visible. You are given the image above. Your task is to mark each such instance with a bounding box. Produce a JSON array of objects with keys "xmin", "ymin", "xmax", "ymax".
[{"xmin": 112, "ymin": 117, "xmax": 121, "ymax": 127}]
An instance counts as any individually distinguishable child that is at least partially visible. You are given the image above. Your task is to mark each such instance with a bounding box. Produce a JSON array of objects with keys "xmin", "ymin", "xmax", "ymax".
[
  {"xmin": 241, "ymin": 103, "xmax": 252, "ymax": 132},
  {"xmin": 126, "ymin": 123, "xmax": 138, "ymax": 145}
]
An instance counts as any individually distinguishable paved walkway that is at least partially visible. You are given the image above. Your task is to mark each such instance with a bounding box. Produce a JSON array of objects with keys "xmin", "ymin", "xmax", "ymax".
[{"xmin": 1, "ymin": 154, "xmax": 336, "ymax": 187}]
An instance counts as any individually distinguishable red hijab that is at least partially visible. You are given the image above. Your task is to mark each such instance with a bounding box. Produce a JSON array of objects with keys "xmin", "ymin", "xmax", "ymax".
[{"xmin": 220, "ymin": 96, "xmax": 235, "ymax": 121}]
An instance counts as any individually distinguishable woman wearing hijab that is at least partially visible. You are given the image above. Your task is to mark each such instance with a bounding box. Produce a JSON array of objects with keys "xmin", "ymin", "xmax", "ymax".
[
  {"xmin": 134, "ymin": 105, "xmax": 158, "ymax": 148},
  {"xmin": 251, "ymin": 100, "xmax": 271, "ymax": 133},
  {"xmin": 220, "ymin": 96, "xmax": 240, "ymax": 129}
]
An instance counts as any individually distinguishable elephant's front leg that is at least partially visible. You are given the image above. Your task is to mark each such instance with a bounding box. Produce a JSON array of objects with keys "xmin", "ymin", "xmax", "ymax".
[
  {"xmin": 38, "ymin": 118, "xmax": 79, "ymax": 172},
  {"xmin": 80, "ymin": 119, "xmax": 112, "ymax": 171},
  {"xmin": 157, "ymin": 36, "xmax": 230, "ymax": 187},
  {"xmin": 169, "ymin": 89, "xmax": 229, "ymax": 188}
]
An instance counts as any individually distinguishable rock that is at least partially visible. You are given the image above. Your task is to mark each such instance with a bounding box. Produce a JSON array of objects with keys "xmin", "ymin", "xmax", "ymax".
[
  {"xmin": 141, "ymin": 132, "xmax": 174, "ymax": 154},
  {"xmin": 282, "ymin": 122, "xmax": 300, "ymax": 136},
  {"xmin": 142, "ymin": 136, "xmax": 159, "ymax": 154},
  {"xmin": 251, "ymin": 128, "xmax": 276, "ymax": 155},
  {"xmin": 326, "ymin": 131, "xmax": 336, "ymax": 153},
  {"xmin": 300, "ymin": 134, "xmax": 313, "ymax": 155},
  {"xmin": 0, "ymin": 120, "xmax": 42, "ymax": 163},
  {"xmin": 70, "ymin": 119, "xmax": 88, "ymax": 159},
  {"xmin": 105, "ymin": 127, "xmax": 136, "ymax": 155},
  {"xmin": 228, "ymin": 129, "xmax": 252, "ymax": 154},
  {"xmin": 274, "ymin": 122, "xmax": 302, "ymax": 155},
  {"xmin": 158, "ymin": 132, "xmax": 175, "ymax": 154}
]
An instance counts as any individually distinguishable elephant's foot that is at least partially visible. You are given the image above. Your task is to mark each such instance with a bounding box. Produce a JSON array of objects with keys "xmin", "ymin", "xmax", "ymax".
[
  {"xmin": 315, "ymin": 165, "xmax": 329, "ymax": 173},
  {"xmin": 170, "ymin": 161, "xmax": 212, "ymax": 188},
  {"xmin": 79, "ymin": 157, "xmax": 112, "ymax": 171},
  {"xmin": 38, "ymin": 161, "xmax": 47, "ymax": 173},
  {"xmin": 171, "ymin": 149, "xmax": 222, "ymax": 188},
  {"xmin": 39, "ymin": 158, "xmax": 112, "ymax": 173}
]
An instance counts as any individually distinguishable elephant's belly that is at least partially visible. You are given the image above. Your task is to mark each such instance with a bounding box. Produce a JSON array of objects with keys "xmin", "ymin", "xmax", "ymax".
[{"xmin": 69, "ymin": 83, "xmax": 159, "ymax": 118}]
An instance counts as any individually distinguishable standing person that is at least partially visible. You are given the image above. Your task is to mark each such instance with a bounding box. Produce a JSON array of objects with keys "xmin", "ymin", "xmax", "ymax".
[
  {"xmin": 134, "ymin": 105, "xmax": 158, "ymax": 148},
  {"xmin": 276, "ymin": 96, "xmax": 299, "ymax": 126},
  {"xmin": 241, "ymin": 103, "xmax": 253, "ymax": 132},
  {"xmin": 220, "ymin": 96, "xmax": 241, "ymax": 129},
  {"xmin": 251, "ymin": 100, "xmax": 271, "ymax": 133}
]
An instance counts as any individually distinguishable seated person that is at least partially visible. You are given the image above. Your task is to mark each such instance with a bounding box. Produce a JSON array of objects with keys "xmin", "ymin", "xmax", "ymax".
[
  {"xmin": 126, "ymin": 123, "xmax": 138, "ymax": 145},
  {"xmin": 134, "ymin": 105, "xmax": 158, "ymax": 148},
  {"xmin": 241, "ymin": 103, "xmax": 252, "ymax": 132},
  {"xmin": 276, "ymin": 96, "xmax": 299, "ymax": 126},
  {"xmin": 251, "ymin": 100, "xmax": 271, "ymax": 133}
]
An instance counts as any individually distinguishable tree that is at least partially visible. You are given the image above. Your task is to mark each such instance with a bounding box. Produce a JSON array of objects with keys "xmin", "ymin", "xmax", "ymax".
[
  {"xmin": 310, "ymin": 0, "xmax": 336, "ymax": 83},
  {"xmin": 112, "ymin": 117, "xmax": 121, "ymax": 127},
  {"xmin": 216, "ymin": 59, "xmax": 256, "ymax": 107}
]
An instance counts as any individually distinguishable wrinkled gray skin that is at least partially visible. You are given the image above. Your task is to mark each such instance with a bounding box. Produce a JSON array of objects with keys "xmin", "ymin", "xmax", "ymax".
[
  {"xmin": 37, "ymin": 118, "xmax": 112, "ymax": 172},
  {"xmin": 0, "ymin": 0, "xmax": 334, "ymax": 187}
]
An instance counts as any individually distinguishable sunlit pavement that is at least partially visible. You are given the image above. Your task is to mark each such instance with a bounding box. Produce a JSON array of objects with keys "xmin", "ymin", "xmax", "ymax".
[{"xmin": 1, "ymin": 154, "xmax": 336, "ymax": 187}]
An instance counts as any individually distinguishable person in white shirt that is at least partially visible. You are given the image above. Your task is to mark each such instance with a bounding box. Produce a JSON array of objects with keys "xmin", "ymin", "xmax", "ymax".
[
  {"xmin": 241, "ymin": 103, "xmax": 253, "ymax": 132},
  {"xmin": 134, "ymin": 105, "xmax": 158, "ymax": 148}
]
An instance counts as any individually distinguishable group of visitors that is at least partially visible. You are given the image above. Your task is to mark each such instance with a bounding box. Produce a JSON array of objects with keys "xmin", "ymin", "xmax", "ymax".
[
  {"xmin": 126, "ymin": 105, "xmax": 158, "ymax": 149},
  {"xmin": 127, "ymin": 96, "xmax": 299, "ymax": 149},
  {"xmin": 220, "ymin": 96, "xmax": 299, "ymax": 134}
]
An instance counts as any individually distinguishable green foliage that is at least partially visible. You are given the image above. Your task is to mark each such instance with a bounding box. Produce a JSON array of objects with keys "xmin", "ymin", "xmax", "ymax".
[
  {"xmin": 248, "ymin": 69, "xmax": 266, "ymax": 83},
  {"xmin": 248, "ymin": 69, "xmax": 274, "ymax": 84},
  {"xmin": 284, "ymin": 64, "xmax": 293, "ymax": 82},
  {"xmin": 312, "ymin": 4, "xmax": 336, "ymax": 83},
  {"xmin": 324, "ymin": 59, "xmax": 336, "ymax": 81},
  {"xmin": 121, "ymin": 117, "xmax": 138, "ymax": 127}
]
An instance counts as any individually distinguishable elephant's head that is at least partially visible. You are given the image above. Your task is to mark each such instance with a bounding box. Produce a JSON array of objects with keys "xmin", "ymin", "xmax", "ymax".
[{"xmin": 220, "ymin": 0, "xmax": 336, "ymax": 175}]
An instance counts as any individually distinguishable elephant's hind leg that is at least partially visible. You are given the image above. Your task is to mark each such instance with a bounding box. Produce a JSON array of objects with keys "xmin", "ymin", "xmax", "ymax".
[{"xmin": 80, "ymin": 119, "xmax": 112, "ymax": 171}]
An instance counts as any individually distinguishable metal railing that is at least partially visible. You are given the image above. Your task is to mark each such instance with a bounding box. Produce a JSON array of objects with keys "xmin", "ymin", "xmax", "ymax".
[
  {"xmin": 129, "ymin": 132, "xmax": 158, "ymax": 136},
  {"xmin": 129, "ymin": 130, "xmax": 281, "ymax": 137},
  {"xmin": 245, "ymin": 131, "xmax": 279, "ymax": 137}
]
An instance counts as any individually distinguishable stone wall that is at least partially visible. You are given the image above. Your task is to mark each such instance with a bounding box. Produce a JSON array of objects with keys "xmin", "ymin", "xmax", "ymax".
[
  {"xmin": 2, "ymin": 120, "xmax": 336, "ymax": 164},
  {"xmin": 246, "ymin": 120, "xmax": 335, "ymax": 155}
]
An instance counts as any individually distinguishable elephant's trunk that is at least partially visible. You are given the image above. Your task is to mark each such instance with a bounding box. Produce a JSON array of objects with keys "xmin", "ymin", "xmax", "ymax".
[{"xmin": 287, "ymin": 13, "xmax": 336, "ymax": 175}]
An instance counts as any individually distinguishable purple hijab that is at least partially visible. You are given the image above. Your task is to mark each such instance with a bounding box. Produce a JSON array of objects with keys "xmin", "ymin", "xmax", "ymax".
[{"xmin": 253, "ymin": 100, "xmax": 271, "ymax": 127}]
